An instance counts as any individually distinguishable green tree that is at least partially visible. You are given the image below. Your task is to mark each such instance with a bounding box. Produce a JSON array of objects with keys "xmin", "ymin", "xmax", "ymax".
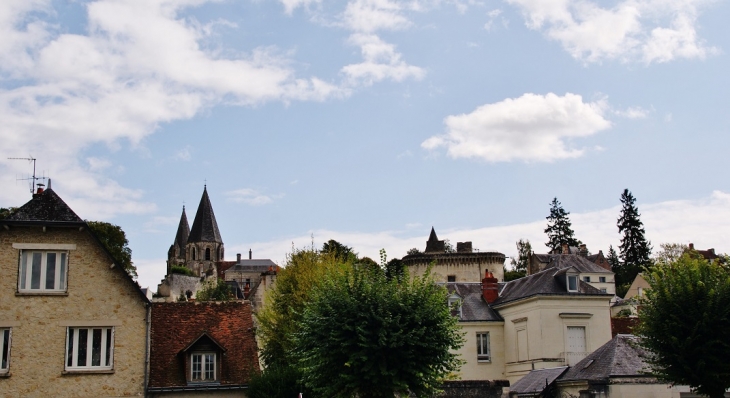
[
  {"xmin": 295, "ymin": 264, "xmax": 464, "ymax": 397},
  {"xmin": 616, "ymin": 189, "xmax": 652, "ymax": 287},
  {"xmin": 509, "ymin": 239, "xmax": 531, "ymax": 273},
  {"xmin": 637, "ymin": 254, "xmax": 730, "ymax": 398},
  {"xmin": 0, "ymin": 207, "xmax": 17, "ymax": 220},
  {"xmin": 606, "ymin": 245, "xmax": 628, "ymax": 297},
  {"xmin": 322, "ymin": 239, "xmax": 356, "ymax": 262},
  {"xmin": 653, "ymin": 243, "xmax": 690, "ymax": 265},
  {"xmin": 247, "ymin": 364, "xmax": 313, "ymax": 398},
  {"xmin": 196, "ymin": 278, "xmax": 233, "ymax": 301},
  {"xmin": 544, "ymin": 198, "xmax": 581, "ymax": 252},
  {"xmin": 406, "ymin": 248, "xmax": 422, "ymax": 255},
  {"xmin": 256, "ymin": 248, "xmax": 352, "ymax": 367},
  {"xmin": 87, "ymin": 220, "xmax": 137, "ymax": 279}
]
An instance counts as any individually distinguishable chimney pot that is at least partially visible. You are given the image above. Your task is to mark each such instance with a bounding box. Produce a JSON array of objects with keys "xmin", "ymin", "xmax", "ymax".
[
  {"xmin": 481, "ymin": 270, "xmax": 499, "ymax": 304},
  {"xmin": 249, "ymin": 249, "xmax": 252, "ymax": 260},
  {"xmin": 689, "ymin": 243, "xmax": 695, "ymax": 250},
  {"xmin": 237, "ymin": 253, "xmax": 241, "ymax": 262}
]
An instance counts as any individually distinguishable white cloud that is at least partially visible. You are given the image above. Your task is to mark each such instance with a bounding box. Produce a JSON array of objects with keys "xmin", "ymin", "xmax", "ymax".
[
  {"xmin": 225, "ymin": 188, "xmax": 282, "ymax": 206},
  {"xmin": 0, "ymin": 0, "xmax": 346, "ymax": 217},
  {"xmin": 280, "ymin": 0, "xmax": 322, "ymax": 15},
  {"xmin": 422, "ymin": 93, "xmax": 611, "ymax": 162},
  {"xmin": 173, "ymin": 146, "xmax": 192, "ymax": 161},
  {"xmin": 341, "ymin": 33, "xmax": 426, "ymax": 85},
  {"xmin": 484, "ymin": 8, "xmax": 506, "ymax": 31},
  {"xmin": 341, "ymin": 0, "xmax": 412, "ymax": 33},
  {"xmin": 507, "ymin": 0, "xmax": 718, "ymax": 64},
  {"xmin": 614, "ymin": 106, "xmax": 648, "ymax": 119}
]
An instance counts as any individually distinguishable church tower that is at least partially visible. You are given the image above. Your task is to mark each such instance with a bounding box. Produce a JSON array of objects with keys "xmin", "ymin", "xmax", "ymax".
[
  {"xmin": 166, "ymin": 206, "xmax": 190, "ymax": 275},
  {"xmin": 185, "ymin": 186, "xmax": 224, "ymax": 277}
]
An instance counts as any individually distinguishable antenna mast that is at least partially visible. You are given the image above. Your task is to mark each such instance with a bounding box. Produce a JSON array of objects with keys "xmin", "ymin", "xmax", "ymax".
[{"xmin": 8, "ymin": 157, "xmax": 47, "ymax": 194}]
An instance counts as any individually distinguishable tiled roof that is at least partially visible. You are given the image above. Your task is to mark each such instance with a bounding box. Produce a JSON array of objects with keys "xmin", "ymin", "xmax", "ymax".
[
  {"xmin": 559, "ymin": 334, "xmax": 650, "ymax": 382},
  {"xmin": 149, "ymin": 302, "xmax": 259, "ymax": 389},
  {"xmin": 494, "ymin": 267, "xmax": 607, "ymax": 306},
  {"xmin": 510, "ymin": 366, "xmax": 568, "ymax": 395},
  {"xmin": 4, "ymin": 188, "xmax": 83, "ymax": 223},
  {"xmin": 445, "ymin": 283, "xmax": 503, "ymax": 322},
  {"xmin": 225, "ymin": 259, "xmax": 277, "ymax": 274},
  {"xmin": 188, "ymin": 187, "xmax": 222, "ymax": 243},
  {"xmin": 536, "ymin": 254, "xmax": 613, "ymax": 274},
  {"xmin": 173, "ymin": 206, "xmax": 190, "ymax": 258}
]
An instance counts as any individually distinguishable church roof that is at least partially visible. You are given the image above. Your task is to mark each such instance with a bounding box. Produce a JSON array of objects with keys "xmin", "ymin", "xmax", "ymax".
[
  {"xmin": 188, "ymin": 186, "xmax": 222, "ymax": 244},
  {"xmin": 173, "ymin": 206, "xmax": 190, "ymax": 257},
  {"xmin": 4, "ymin": 186, "xmax": 83, "ymax": 224}
]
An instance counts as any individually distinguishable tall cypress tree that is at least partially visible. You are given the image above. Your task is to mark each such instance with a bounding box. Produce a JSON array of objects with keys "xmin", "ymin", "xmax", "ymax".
[
  {"xmin": 617, "ymin": 189, "xmax": 652, "ymax": 287},
  {"xmin": 544, "ymin": 197, "xmax": 581, "ymax": 252}
]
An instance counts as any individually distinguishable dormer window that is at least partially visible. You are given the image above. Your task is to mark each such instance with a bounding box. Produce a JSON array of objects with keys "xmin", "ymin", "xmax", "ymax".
[
  {"xmin": 181, "ymin": 333, "xmax": 225, "ymax": 385},
  {"xmin": 191, "ymin": 352, "xmax": 216, "ymax": 382},
  {"xmin": 567, "ymin": 275, "xmax": 578, "ymax": 292},
  {"xmin": 447, "ymin": 294, "xmax": 462, "ymax": 319}
]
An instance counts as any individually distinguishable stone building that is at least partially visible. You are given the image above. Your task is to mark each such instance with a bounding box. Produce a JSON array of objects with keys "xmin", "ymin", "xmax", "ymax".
[
  {"xmin": 403, "ymin": 228, "xmax": 506, "ymax": 282},
  {"xmin": 0, "ymin": 182, "xmax": 149, "ymax": 397}
]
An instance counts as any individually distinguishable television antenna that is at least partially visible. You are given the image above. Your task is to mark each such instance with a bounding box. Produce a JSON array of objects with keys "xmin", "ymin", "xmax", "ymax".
[{"xmin": 8, "ymin": 156, "xmax": 47, "ymax": 194}]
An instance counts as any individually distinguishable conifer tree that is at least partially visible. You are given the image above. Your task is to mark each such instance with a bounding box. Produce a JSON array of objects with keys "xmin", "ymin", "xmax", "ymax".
[
  {"xmin": 544, "ymin": 198, "xmax": 581, "ymax": 252},
  {"xmin": 510, "ymin": 239, "xmax": 531, "ymax": 273},
  {"xmin": 616, "ymin": 189, "xmax": 652, "ymax": 287}
]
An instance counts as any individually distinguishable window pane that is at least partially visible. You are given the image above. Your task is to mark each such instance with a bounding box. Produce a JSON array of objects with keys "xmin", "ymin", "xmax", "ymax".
[
  {"xmin": 568, "ymin": 276, "xmax": 577, "ymax": 290},
  {"xmin": 20, "ymin": 252, "xmax": 28, "ymax": 289},
  {"xmin": 77, "ymin": 329, "xmax": 88, "ymax": 366},
  {"xmin": 92, "ymin": 329, "xmax": 102, "ymax": 366},
  {"xmin": 192, "ymin": 354, "xmax": 202, "ymax": 380},
  {"xmin": 476, "ymin": 334, "xmax": 483, "ymax": 355},
  {"xmin": 67, "ymin": 329, "xmax": 75, "ymax": 367},
  {"xmin": 105, "ymin": 329, "xmax": 112, "ymax": 366},
  {"xmin": 1, "ymin": 329, "xmax": 9, "ymax": 370},
  {"xmin": 46, "ymin": 253, "xmax": 57, "ymax": 289},
  {"xmin": 31, "ymin": 252, "xmax": 42, "ymax": 289},
  {"xmin": 60, "ymin": 253, "xmax": 67, "ymax": 289},
  {"xmin": 205, "ymin": 354, "xmax": 215, "ymax": 380}
]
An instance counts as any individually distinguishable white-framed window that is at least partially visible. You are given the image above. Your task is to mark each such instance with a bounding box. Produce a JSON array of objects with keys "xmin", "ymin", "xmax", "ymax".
[
  {"xmin": 476, "ymin": 332, "xmax": 490, "ymax": 361},
  {"xmin": 65, "ymin": 327, "xmax": 114, "ymax": 371},
  {"xmin": 18, "ymin": 250, "xmax": 68, "ymax": 292},
  {"xmin": 567, "ymin": 275, "xmax": 578, "ymax": 292},
  {"xmin": 447, "ymin": 295, "xmax": 462, "ymax": 319},
  {"xmin": 599, "ymin": 276, "xmax": 606, "ymax": 283},
  {"xmin": 191, "ymin": 352, "xmax": 216, "ymax": 382},
  {"xmin": 1, "ymin": 328, "xmax": 11, "ymax": 373}
]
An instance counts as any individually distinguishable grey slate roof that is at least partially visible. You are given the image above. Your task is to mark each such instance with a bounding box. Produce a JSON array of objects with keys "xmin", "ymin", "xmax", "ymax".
[
  {"xmin": 188, "ymin": 187, "xmax": 222, "ymax": 243},
  {"xmin": 536, "ymin": 254, "xmax": 613, "ymax": 274},
  {"xmin": 494, "ymin": 266, "xmax": 607, "ymax": 306},
  {"xmin": 560, "ymin": 334, "xmax": 650, "ymax": 382},
  {"xmin": 510, "ymin": 366, "xmax": 568, "ymax": 396},
  {"xmin": 173, "ymin": 206, "xmax": 190, "ymax": 257},
  {"xmin": 225, "ymin": 259, "xmax": 277, "ymax": 274},
  {"xmin": 445, "ymin": 283, "xmax": 502, "ymax": 322},
  {"xmin": 4, "ymin": 188, "xmax": 83, "ymax": 223}
]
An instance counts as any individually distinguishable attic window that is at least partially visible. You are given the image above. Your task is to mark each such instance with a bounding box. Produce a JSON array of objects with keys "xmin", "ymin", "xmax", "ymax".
[
  {"xmin": 447, "ymin": 275, "xmax": 456, "ymax": 282},
  {"xmin": 448, "ymin": 296, "xmax": 462, "ymax": 319},
  {"xmin": 567, "ymin": 275, "xmax": 578, "ymax": 292},
  {"xmin": 191, "ymin": 352, "xmax": 216, "ymax": 382}
]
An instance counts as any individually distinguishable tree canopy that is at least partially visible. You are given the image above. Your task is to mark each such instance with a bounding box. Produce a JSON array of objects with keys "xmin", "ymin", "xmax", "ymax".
[
  {"xmin": 87, "ymin": 220, "xmax": 137, "ymax": 279},
  {"xmin": 544, "ymin": 198, "xmax": 581, "ymax": 252},
  {"xmin": 637, "ymin": 254, "xmax": 730, "ymax": 398},
  {"xmin": 295, "ymin": 264, "xmax": 464, "ymax": 397},
  {"xmin": 0, "ymin": 207, "xmax": 17, "ymax": 220},
  {"xmin": 615, "ymin": 189, "xmax": 651, "ymax": 288}
]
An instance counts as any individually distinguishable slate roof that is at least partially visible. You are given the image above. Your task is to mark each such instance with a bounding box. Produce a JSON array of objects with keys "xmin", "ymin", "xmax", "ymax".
[
  {"xmin": 510, "ymin": 366, "xmax": 568, "ymax": 396},
  {"xmin": 173, "ymin": 206, "xmax": 190, "ymax": 258},
  {"xmin": 188, "ymin": 187, "xmax": 222, "ymax": 243},
  {"xmin": 3, "ymin": 187, "xmax": 83, "ymax": 224},
  {"xmin": 560, "ymin": 334, "xmax": 650, "ymax": 382},
  {"xmin": 535, "ymin": 254, "xmax": 613, "ymax": 274},
  {"xmin": 494, "ymin": 266, "xmax": 607, "ymax": 306},
  {"xmin": 445, "ymin": 283, "xmax": 503, "ymax": 322},
  {"xmin": 149, "ymin": 302, "xmax": 259, "ymax": 391}
]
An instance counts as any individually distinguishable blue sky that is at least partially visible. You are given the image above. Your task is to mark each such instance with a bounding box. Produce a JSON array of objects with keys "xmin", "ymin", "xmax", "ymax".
[{"xmin": 1, "ymin": 0, "xmax": 729, "ymax": 290}]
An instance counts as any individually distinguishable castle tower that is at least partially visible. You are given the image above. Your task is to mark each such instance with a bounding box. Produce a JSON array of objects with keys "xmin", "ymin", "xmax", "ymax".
[
  {"xmin": 185, "ymin": 186, "xmax": 224, "ymax": 277},
  {"xmin": 166, "ymin": 206, "xmax": 190, "ymax": 274}
]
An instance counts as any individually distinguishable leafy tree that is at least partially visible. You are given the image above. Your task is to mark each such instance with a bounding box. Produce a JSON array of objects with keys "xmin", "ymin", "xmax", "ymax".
[
  {"xmin": 637, "ymin": 254, "xmax": 730, "ymax": 398},
  {"xmin": 509, "ymin": 239, "xmax": 532, "ymax": 273},
  {"xmin": 170, "ymin": 265, "xmax": 194, "ymax": 276},
  {"xmin": 653, "ymin": 243, "xmax": 690, "ymax": 265},
  {"xmin": 406, "ymin": 248, "xmax": 422, "ymax": 255},
  {"xmin": 385, "ymin": 258, "xmax": 405, "ymax": 281},
  {"xmin": 0, "ymin": 207, "xmax": 17, "ymax": 220},
  {"xmin": 544, "ymin": 198, "xmax": 581, "ymax": 252},
  {"xmin": 322, "ymin": 239, "xmax": 356, "ymax": 262},
  {"xmin": 444, "ymin": 239, "xmax": 456, "ymax": 253},
  {"xmin": 606, "ymin": 245, "xmax": 628, "ymax": 297},
  {"xmin": 257, "ymin": 248, "xmax": 352, "ymax": 367},
  {"xmin": 503, "ymin": 267, "xmax": 526, "ymax": 282},
  {"xmin": 295, "ymin": 264, "xmax": 464, "ymax": 397},
  {"xmin": 247, "ymin": 364, "xmax": 313, "ymax": 398},
  {"xmin": 87, "ymin": 220, "xmax": 137, "ymax": 279},
  {"xmin": 616, "ymin": 189, "xmax": 652, "ymax": 287},
  {"xmin": 196, "ymin": 278, "xmax": 233, "ymax": 301}
]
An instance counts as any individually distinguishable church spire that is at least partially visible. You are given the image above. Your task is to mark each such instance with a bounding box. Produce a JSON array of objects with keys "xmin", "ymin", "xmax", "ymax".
[
  {"xmin": 173, "ymin": 206, "xmax": 190, "ymax": 259},
  {"xmin": 188, "ymin": 186, "xmax": 223, "ymax": 244}
]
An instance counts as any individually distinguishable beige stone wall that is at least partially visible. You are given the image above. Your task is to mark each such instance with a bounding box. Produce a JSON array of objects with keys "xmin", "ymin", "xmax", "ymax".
[
  {"xmin": 454, "ymin": 322, "xmax": 505, "ymax": 381},
  {"xmin": 609, "ymin": 382, "xmax": 684, "ymax": 398},
  {"xmin": 0, "ymin": 226, "xmax": 148, "ymax": 397},
  {"xmin": 580, "ymin": 272, "xmax": 615, "ymax": 295},
  {"xmin": 149, "ymin": 391, "xmax": 247, "ymax": 398},
  {"xmin": 494, "ymin": 296, "xmax": 612, "ymax": 384},
  {"xmin": 409, "ymin": 260, "xmax": 504, "ymax": 283},
  {"xmin": 624, "ymin": 273, "xmax": 650, "ymax": 300}
]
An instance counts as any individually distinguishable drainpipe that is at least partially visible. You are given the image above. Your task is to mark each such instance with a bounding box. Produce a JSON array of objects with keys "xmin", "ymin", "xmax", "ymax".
[{"xmin": 144, "ymin": 302, "xmax": 151, "ymax": 397}]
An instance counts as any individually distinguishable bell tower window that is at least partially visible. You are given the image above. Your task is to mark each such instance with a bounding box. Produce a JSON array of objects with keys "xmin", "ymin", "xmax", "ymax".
[
  {"xmin": 192, "ymin": 247, "xmax": 196, "ymax": 261},
  {"xmin": 205, "ymin": 248, "xmax": 211, "ymax": 261}
]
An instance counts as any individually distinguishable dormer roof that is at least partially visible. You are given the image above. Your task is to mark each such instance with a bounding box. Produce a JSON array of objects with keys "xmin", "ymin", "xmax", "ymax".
[
  {"xmin": 493, "ymin": 266, "xmax": 607, "ymax": 306},
  {"xmin": 188, "ymin": 186, "xmax": 222, "ymax": 244},
  {"xmin": 4, "ymin": 187, "xmax": 83, "ymax": 224},
  {"xmin": 179, "ymin": 332, "xmax": 227, "ymax": 355}
]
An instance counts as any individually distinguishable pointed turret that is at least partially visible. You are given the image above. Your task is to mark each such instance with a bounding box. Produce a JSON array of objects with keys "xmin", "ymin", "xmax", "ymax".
[
  {"xmin": 425, "ymin": 226, "xmax": 445, "ymax": 253},
  {"xmin": 173, "ymin": 206, "xmax": 190, "ymax": 259},
  {"xmin": 188, "ymin": 186, "xmax": 222, "ymax": 244}
]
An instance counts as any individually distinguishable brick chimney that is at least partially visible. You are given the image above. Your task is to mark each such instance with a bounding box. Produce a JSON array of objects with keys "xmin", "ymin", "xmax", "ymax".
[
  {"xmin": 481, "ymin": 270, "xmax": 499, "ymax": 304},
  {"xmin": 579, "ymin": 244, "xmax": 588, "ymax": 256},
  {"xmin": 689, "ymin": 243, "xmax": 695, "ymax": 250}
]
